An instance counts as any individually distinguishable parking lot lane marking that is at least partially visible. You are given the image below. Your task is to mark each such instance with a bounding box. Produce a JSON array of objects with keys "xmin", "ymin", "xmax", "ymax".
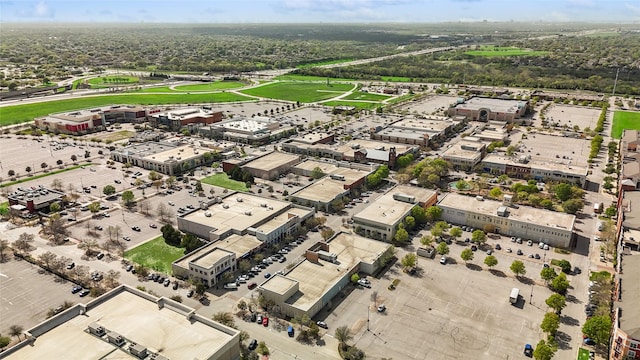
[{"xmin": 0, "ymin": 272, "xmax": 7, "ymax": 278}]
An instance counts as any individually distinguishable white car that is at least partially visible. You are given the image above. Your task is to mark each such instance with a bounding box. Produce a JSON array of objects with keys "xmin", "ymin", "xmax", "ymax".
[
  {"xmin": 440, "ymin": 256, "xmax": 447, "ymax": 265},
  {"xmin": 357, "ymin": 279, "xmax": 371, "ymax": 288},
  {"xmin": 168, "ymin": 201, "xmax": 175, "ymax": 206}
]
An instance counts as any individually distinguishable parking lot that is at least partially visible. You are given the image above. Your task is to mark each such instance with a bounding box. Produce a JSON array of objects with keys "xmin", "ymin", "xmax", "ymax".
[
  {"xmin": 398, "ymin": 95, "xmax": 457, "ymax": 115},
  {"xmin": 0, "ymin": 258, "xmax": 82, "ymax": 335},
  {"xmin": 545, "ymin": 104, "xmax": 601, "ymax": 131}
]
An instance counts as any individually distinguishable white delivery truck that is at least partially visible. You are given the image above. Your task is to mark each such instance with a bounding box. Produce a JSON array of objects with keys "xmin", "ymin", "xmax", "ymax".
[{"xmin": 510, "ymin": 288, "xmax": 520, "ymax": 304}]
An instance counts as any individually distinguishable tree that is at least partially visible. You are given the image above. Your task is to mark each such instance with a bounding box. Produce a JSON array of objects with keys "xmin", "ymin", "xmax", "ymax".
[
  {"xmin": 400, "ymin": 253, "xmax": 417, "ymax": 271},
  {"xmin": 51, "ymin": 178, "xmax": 63, "ymax": 191},
  {"xmin": 161, "ymin": 224, "xmax": 181, "ymax": 247},
  {"xmin": 14, "ymin": 232, "xmax": 35, "ymax": 254},
  {"xmin": 212, "ymin": 312, "xmax": 235, "ymax": 328},
  {"xmin": 320, "ymin": 228, "xmax": 335, "ymax": 241},
  {"xmin": 484, "ymin": 255, "xmax": 498, "ymax": 269},
  {"xmin": 540, "ymin": 267, "xmax": 558, "ymax": 285},
  {"xmin": 460, "ymin": 248, "xmax": 474, "ymax": 263},
  {"xmin": 420, "ymin": 235, "xmax": 434, "ymax": 248},
  {"xmin": 181, "ymin": 233, "xmax": 204, "ymax": 253},
  {"xmin": 449, "ymin": 226, "xmax": 462, "ymax": 240},
  {"xmin": 25, "ymin": 166, "xmax": 32, "ymax": 175},
  {"xmin": 540, "ymin": 312, "xmax": 560, "ymax": 335},
  {"xmin": 562, "ymin": 198, "xmax": 584, "ymax": 214},
  {"xmin": 582, "ymin": 315, "xmax": 612, "ymax": 348},
  {"xmin": 70, "ymin": 154, "xmax": 77, "ymax": 163},
  {"xmin": 334, "ymin": 325, "xmax": 353, "ymax": 350},
  {"xmin": 425, "ymin": 206, "xmax": 442, "ymax": 221},
  {"xmin": 88, "ymin": 201, "xmax": 101, "ymax": 215},
  {"xmin": 404, "ymin": 216, "xmax": 416, "ymax": 230},
  {"xmin": 78, "ymin": 239, "xmax": 98, "ymax": 255},
  {"xmin": 350, "ymin": 273, "xmax": 360, "ymax": 283},
  {"xmin": 41, "ymin": 162, "xmax": 49, "ymax": 172},
  {"xmin": 156, "ymin": 203, "xmax": 173, "ymax": 222},
  {"xmin": 0, "ymin": 334, "xmax": 10, "ymax": 349},
  {"xmin": 533, "ymin": 340, "xmax": 555, "ymax": 360},
  {"xmin": 471, "ymin": 229, "xmax": 487, "ymax": 245},
  {"xmin": 488, "ymin": 187, "xmax": 503, "ymax": 199},
  {"xmin": 9, "ymin": 325, "xmax": 23, "ymax": 341},
  {"xmin": 49, "ymin": 202, "xmax": 61, "ymax": 213},
  {"xmin": 103, "ymin": 185, "xmax": 116, "ymax": 196},
  {"xmin": 556, "ymin": 259, "xmax": 572, "ymax": 273},
  {"xmin": 121, "ymin": 190, "xmax": 135, "ymax": 207},
  {"xmin": 545, "ymin": 294, "xmax": 567, "ymax": 314},
  {"xmin": 256, "ymin": 341, "xmax": 270, "ymax": 355},
  {"xmin": 554, "ymin": 183, "xmax": 572, "ymax": 201},
  {"xmin": 0, "ymin": 239, "xmax": 10, "ymax": 262},
  {"xmin": 238, "ymin": 259, "xmax": 251, "ymax": 272},
  {"xmin": 310, "ymin": 166, "xmax": 325, "ymax": 179},
  {"xmin": 510, "ymin": 260, "xmax": 526, "ymax": 277},
  {"xmin": 38, "ymin": 251, "xmax": 57, "ymax": 270},
  {"xmin": 411, "ymin": 205, "xmax": 427, "ymax": 224},
  {"xmin": 436, "ymin": 242, "xmax": 449, "ymax": 256},
  {"xmin": 550, "ymin": 272, "xmax": 570, "ymax": 295},
  {"xmin": 394, "ymin": 228, "xmax": 409, "ymax": 245}
]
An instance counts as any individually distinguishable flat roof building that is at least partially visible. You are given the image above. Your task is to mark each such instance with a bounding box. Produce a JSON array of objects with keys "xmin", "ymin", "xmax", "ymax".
[
  {"xmin": 150, "ymin": 106, "xmax": 223, "ymax": 131},
  {"xmin": 437, "ymin": 193, "xmax": 575, "ymax": 248},
  {"xmin": 481, "ymin": 153, "xmax": 588, "ymax": 188},
  {"xmin": 34, "ymin": 105, "xmax": 148, "ymax": 135},
  {"xmin": 1, "ymin": 285, "xmax": 240, "ymax": 360},
  {"xmin": 371, "ymin": 116, "xmax": 463, "ymax": 147},
  {"xmin": 448, "ymin": 97, "xmax": 528, "ymax": 123},
  {"xmin": 7, "ymin": 185, "xmax": 65, "ymax": 214},
  {"xmin": 441, "ymin": 139, "xmax": 486, "ymax": 171},
  {"xmin": 200, "ymin": 116, "xmax": 296, "ymax": 145},
  {"xmin": 611, "ymin": 253, "xmax": 640, "ymax": 360},
  {"xmin": 241, "ymin": 152, "xmax": 301, "ymax": 180},
  {"xmin": 353, "ymin": 185, "xmax": 438, "ymax": 242},
  {"xmin": 110, "ymin": 141, "xmax": 220, "ymax": 176},
  {"xmin": 258, "ymin": 232, "xmax": 392, "ymax": 319}
]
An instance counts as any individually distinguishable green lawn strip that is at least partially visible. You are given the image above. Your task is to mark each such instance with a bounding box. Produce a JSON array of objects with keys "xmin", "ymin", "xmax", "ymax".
[
  {"xmin": 0, "ymin": 92, "xmax": 255, "ymax": 126},
  {"xmin": 87, "ymin": 76, "xmax": 139, "ymax": 88},
  {"xmin": 380, "ymin": 76, "xmax": 413, "ymax": 82},
  {"xmin": 0, "ymin": 163, "xmax": 93, "ymax": 188},
  {"xmin": 0, "ymin": 202, "xmax": 8, "ymax": 212},
  {"xmin": 240, "ymin": 82, "xmax": 354, "ymax": 103},
  {"xmin": 577, "ymin": 348, "xmax": 591, "ymax": 360},
  {"xmin": 173, "ymin": 82, "xmax": 246, "ymax": 91},
  {"xmin": 136, "ymin": 86, "xmax": 175, "ymax": 93},
  {"xmin": 342, "ymin": 91, "xmax": 390, "ymax": 101},
  {"xmin": 385, "ymin": 93, "xmax": 418, "ymax": 105},
  {"xmin": 274, "ymin": 74, "xmax": 357, "ymax": 82},
  {"xmin": 201, "ymin": 173, "xmax": 248, "ymax": 192},
  {"xmin": 124, "ymin": 236, "xmax": 185, "ymax": 274},
  {"xmin": 321, "ymin": 100, "xmax": 379, "ymax": 110},
  {"xmin": 296, "ymin": 59, "xmax": 354, "ymax": 68},
  {"xmin": 611, "ymin": 111, "xmax": 640, "ymax": 138}
]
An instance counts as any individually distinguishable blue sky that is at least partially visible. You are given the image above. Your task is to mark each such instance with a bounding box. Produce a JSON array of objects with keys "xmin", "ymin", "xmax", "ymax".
[{"xmin": 1, "ymin": 0, "xmax": 638, "ymax": 23}]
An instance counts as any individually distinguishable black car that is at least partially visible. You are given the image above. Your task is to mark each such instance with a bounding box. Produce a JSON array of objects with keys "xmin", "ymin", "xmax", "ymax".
[
  {"xmin": 471, "ymin": 245, "xmax": 477, "ymax": 251},
  {"xmin": 173, "ymin": 282, "xmax": 179, "ymax": 290},
  {"xmin": 79, "ymin": 289, "xmax": 90, "ymax": 297},
  {"xmin": 131, "ymin": 226, "xmax": 141, "ymax": 232},
  {"xmin": 71, "ymin": 285, "xmax": 83, "ymax": 294},
  {"xmin": 186, "ymin": 290, "xmax": 194, "ymax": 298},
  {"xmin": 248, "ymin": 339, "xmax": 258, "ymax": 351},
  {"xmin": 96, "ymin": 253, "xmax": 105, "ymax": 260}
]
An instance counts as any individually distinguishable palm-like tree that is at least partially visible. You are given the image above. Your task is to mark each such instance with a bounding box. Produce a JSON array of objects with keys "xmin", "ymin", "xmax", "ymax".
[
  {"xmin": 212, "ymin": 312, "xmax": 234, "ymax": 328},
  {"xmin": 9, "ymin": 325, "xmax": 23, "ymax": 341},
  {"xmin": 334, "ymin": 325, "xmax": 353, "ymax": 351}
]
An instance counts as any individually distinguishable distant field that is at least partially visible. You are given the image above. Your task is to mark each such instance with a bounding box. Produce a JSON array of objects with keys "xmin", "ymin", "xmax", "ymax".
[
  {"xmin": 297, "ymin": 59, "xmax": 354, "ymax": 68},
  {"xmin": 87, "ymin": 75, "xmax": 139, "ymax": 88},
  {"xmin": 465, "ymin": 46, "xmax": 548, "ymax": 57},
  {"xmin": 380, "ymin": 76, "xmax": 412, "ymax": 82},
  {"xmin": 201, "ymin": 173, "xmax": 248, "ymax": 192},
  {"xmin": 241, "ymin": 82, "xmax": 354, "ymax": 103},
  {"xmin": 342, "ymin": 91, "xmax": 390, "ymax": 101},
  {"xmin": 322, "ymin": 100, "xmax": 379, "ymax": 110},
  {"xmin": 124, "ymin": 236, "xmax": 185, "ymax": 274},
  {"xmin": 612, "ymin": 111, "xmax": 640, "ymax": 138},
  {"xmin": 173, "ymin": 82, "xmax": 246, "ymax": 91},
  {"xmin": 274, "ymin": 74, "xmax": 356, "ymax": 82},
  {"xmin": 0, "ymin": 92, "xmax": 255, "ymax": 125}
]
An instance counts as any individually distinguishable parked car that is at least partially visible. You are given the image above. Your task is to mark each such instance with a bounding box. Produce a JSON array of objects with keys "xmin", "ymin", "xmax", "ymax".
[
  {"xmin": 377, "ymin": 304, "xmax": 386, "ymax": 312},
  {"xmin": 583, "ymin": 338, "xmax": 596, "ymax": 346},
  {"xmin": 66, "ymin": 262, "xmax": 75, "ymax": 270},
  {"xmin": 358, "ymin": 279, "xmax": 371, "ymax": 288},
  {"xmin": 516, "ymin": 249, "xmax": 523, "ymax": 255},
  {"xmin": 163, "ymin": 279, "xmax": 171, "ymax": 287},
  {"xmin": 534, "ymin": 254, "xmax": 541, "ymax": 260},
  {"xmin": 123, "ymin": 236, "xmax": 131, "ymax": 241},
  {"xmin": 186, "ymin": 290, "xmax": 194, "ymax": 298},
  {"xmin": 96, "ymin": 253, "xmax": 105, "ymax": 260},
  {"xmin": 316, "ymin": 321, "xmax": 328, "ymax": 329},
  {"xmin": 126, "ymin": 265, "xmax": 134, "ymax": 272},
  {"xmin": 79, "ymin": 289, "xmax": 90, "ymax": 297},
  {"xmin": 264, "ymin": 273, "xmax": 271, "ymax": 279},
  {"xmin": 248, "ymin": 339, "xmax": 258, "ymax": 351},
  {"xmin": 248, "ymin": 282, "xmax": 257, "ymax": 290},
  {"xmin": 149, "ymin": 223, "xmax": 157, "ymax": 228},
  {"xmin": 257, "ymin": 315, "xmax": 263, "ymax": 324},
  {"xmin": 71, "ymin": 285, "xmax": 82, "ymax": 294},
  {"xmin": 262, "ymin": 317, "xmax": 269, "ymax": 327},
  {"xmin": 495, "ymin": 244, "xmax": 501, "ymax": 250},
  {"xmin": 131, "ymin": 226, "xmax": 141, "ymax": 231}
]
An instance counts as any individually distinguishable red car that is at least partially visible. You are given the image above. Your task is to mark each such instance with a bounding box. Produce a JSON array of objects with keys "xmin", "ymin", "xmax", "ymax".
[
  {"xmin": 262, "ymin": 317, "xmax": 269, "ymax": 327},
  {"xmin": 248, "ymin": 282, "xmax": 257, "ymax": 290}
]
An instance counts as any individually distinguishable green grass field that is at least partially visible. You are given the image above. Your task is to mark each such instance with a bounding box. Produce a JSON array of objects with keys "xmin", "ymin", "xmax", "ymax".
[
  {"xmin": 577, "ymin": 348, "xmax": 591, "ymax": 360},
  {"xmin": 274, "ymin": 74, "xmax": 357, "ymax": 82},
  {"xmin": 322, "ymin": 100, "xmax": 380, "ymax": 110},
  {"xmin": 124, "ymin": 236, "xmax": 185, "ymax": 274},
  {"xmin": 342, "ymin": 91, "xmax": 391, "ymax": 101},
  {"xmin": 201, "ymin": 173, "xmax": 248, "ymax": 192},
  {"xmin": 0, "ymin": 92, "xmax": 255, "ymax": 126},
  {"xmin": 296, "ymin": 59, "xmax": 354, "ymax": 68},
  {"xmin": 380, "ymin": 76, "xmax": 412, "ymax": 82},
  {"xmin": 465, "ymin": 46, "xmax": 548, "ymax": 57},
  {"xmin": 87, "ymin": 75, "xmax": 139, "ymax": 88},
  {"xmin": 611, "ymin": 111, "xmax": 640, "ymax": 138},
  {"xmin": 173, "ymin": 82, "xmax": 246, "ymax": 91},
  {"xmin": 241, "ymin": 82, "xmax": 354, "ymax": 103}
]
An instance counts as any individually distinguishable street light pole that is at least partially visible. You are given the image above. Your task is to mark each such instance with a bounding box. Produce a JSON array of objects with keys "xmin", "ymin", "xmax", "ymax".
[{"xmin": 367, "ymin": 305, "xmax": 370, "ymax": 331}]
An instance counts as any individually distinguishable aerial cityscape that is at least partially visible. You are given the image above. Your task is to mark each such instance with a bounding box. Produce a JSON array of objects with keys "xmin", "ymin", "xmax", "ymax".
[{"xmin": 0, "ymin": 2, "xmax": 639, "ymax": 360}]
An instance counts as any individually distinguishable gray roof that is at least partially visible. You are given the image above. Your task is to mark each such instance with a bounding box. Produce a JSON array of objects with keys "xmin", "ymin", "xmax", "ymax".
[
  {"xmin": 365, "ymin": 149, "xmax": 389, "ymax": 162},
  {"xmin": 617, "ymin": 254, "xmax": 640, "ymax": 339}
]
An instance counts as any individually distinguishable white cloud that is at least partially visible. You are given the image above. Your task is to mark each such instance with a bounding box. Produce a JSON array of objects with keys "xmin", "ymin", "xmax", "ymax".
[
  {"xmin": 34, "ymin": 1, "xmax": 53, "ymax": 18},
  {"xmin": 625, "ymin": 3, "xmax": 640, "ymax": 15}
]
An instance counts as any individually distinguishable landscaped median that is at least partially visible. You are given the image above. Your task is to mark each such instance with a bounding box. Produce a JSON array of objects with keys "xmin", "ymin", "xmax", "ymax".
[
  {"xmin": 124, "ymin": 236, "xmax": 185, "ymax": 274},
  {"xmin": 201, "ymin": 173, "xmax": 248, "ymax": 192},
  {"xmin": 0, "ymin": 163, "xmax": 94, "ymax": 188}
]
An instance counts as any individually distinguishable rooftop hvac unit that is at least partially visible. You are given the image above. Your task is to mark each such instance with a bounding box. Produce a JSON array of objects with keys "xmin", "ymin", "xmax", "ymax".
[
  {"xmin": 261, "ymin": 203, "xmax": 268, "ymax": 208},
  {"xmin": 244, "ymin": 210, "xmax": 252, "ymax": 216},
  {"xmin": 476, "ymin": 196, "xmax": 484, "ymax": 201},
  {"xmin": 204, "ymin": 211, "xmax": 212, "ymax": 217},
  {"xmin": 236, "ymin": 197, "xmax": 243, "ymax": 202},
  {"xmin": 222, "ymin": 204, "xmax": 229, "ymax": 209}
]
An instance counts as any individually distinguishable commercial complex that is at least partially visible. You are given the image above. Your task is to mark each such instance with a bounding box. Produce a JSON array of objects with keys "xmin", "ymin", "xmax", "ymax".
[
  {"xmin": 34, "ymin": 105, "xmax": 148, "ymax": 134},
  {"xmin": 481, "ymin": 154, "xmax": 588, "ymax": 188},
  {"xmin": 1, "ymin": 285, "xmax": 240, "ymax": 360},
  {"xmin": 448, "ymin": 97, "xmax": 529, "ymax": 122},
  {"xmin": 7, "ymin": 185, "xmax": 65, "ymax": 215},
  {"xmin": 610, "ymin": 253, "xmax": 640, "ymax": 360},
  {"xmin": 110, "ymin": 141, "xmax": 223, "ymax": 176},
  {"xmin": 258, "ymin": 232, "xmax": 393, "ymax": 319},
  {"xmin": 282, "ymin": 138, "xmax": 417, "ymax": 169},
  {"xmin": 200, "ymin": 116, "xmax": 296, "ymax": 145},
  {"xmin": 437, "ymin": 193, "xmax": 575, "ymax": 248},
  {"xmin": 149, "ymin": 106, "xmax": 223, "ymax": 131},
  {"xmin": 240, "ymin": 152, "xmax": 301, "ymax": 180},
  {"xmin": 177, "ymin": 193, "xmax": 314, "ymax": 243},
  {"xmin": 441, "ymin": 138, "xmax": 486, "ymax": 170},
  {"xmin": 353, "ymin": 185, "xmax": 438, "ymax": 242},
  {"xmin": 371, "ymin": 116, "xmax": 463, "ymax": 147}
]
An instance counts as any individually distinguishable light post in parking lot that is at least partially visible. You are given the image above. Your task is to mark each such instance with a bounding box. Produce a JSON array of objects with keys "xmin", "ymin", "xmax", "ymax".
[{"xmin": 367, "ymin": 305, "xmax": 370, "ymax": 331}]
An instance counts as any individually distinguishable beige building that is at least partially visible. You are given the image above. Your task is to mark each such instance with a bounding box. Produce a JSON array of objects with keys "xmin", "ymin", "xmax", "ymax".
[
  {"xmin": 441, "ymin": 139, "xmax": 486, "ymax": 170},
  {"xmin": 241, "ymin": 152, "xmax": 301, "ymax": 180},
  {"xmin": 200, "ymin": 116, "xmax": 296, "ymax": 145},
  {"xmin": 437, "ymin": 193, "xmax": 575, "ymax": 248},
  {"xmin": 353, "ymin": 185, "xmax": 438, "ymax": 242},
  {"xmin": 610, "ymin": 253, "xmax": 640, "ymax": 360},
  {"xmin": 481, "ymin": 153, "xmax": 588, "ymax": 188},
  {"xmin": 448, "ymin": 97, "xmax": 529, "ymax": 123},
  {"xmin": 2, "ymin": 285, "xmax": 240, "ymax": 360},
  {"xmin": 371, "ymin": 116, "xmax": 463, "ymax": 147},
  {"xmin": 258, "ymin": 232, "xmax": 392, "ymax": 319}
]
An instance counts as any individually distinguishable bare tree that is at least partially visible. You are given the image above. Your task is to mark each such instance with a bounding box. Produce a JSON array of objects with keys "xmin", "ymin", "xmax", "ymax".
[
  {"xmin": 38, "ymin": 251, "xmax": 58, "ymax": 270},
  {"xmin": 73, "ymin": 265, "xmax": 89, "ymax": 281},
  {"xmin": 78, "ymin": 239, "xmax": 98, "ymax": 256},
  {"xmin": 370, "ymin": 291, "xmax": 378, "ymax": 306},
  {"xmin": 107, "ymin": 225, "xmax": 122, "ymax": 242},
  {"xmin": 105, "ymin": 270, "xmax": 121, "ymax": 288},
  {"xmin": 46, "ymin": 213, "xmax": 67, "ymax": 243},
  {"xmin": 14, "ymin": 233, "xmax": 35, "ymax": 254},
  {"xmin": 51, "ymin": 178, "xmax": 64, "ymax": 191},
  {"xmin": 156, "ymin": 203, "xmax": 174, "ymax": 222},
  {"xmin": 0, "ymin": 239, "xmax": 10, "ymax": 262},
  {"xmin": 138, "ymin": 199, "xmax": 151, "ymax": 216}
]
